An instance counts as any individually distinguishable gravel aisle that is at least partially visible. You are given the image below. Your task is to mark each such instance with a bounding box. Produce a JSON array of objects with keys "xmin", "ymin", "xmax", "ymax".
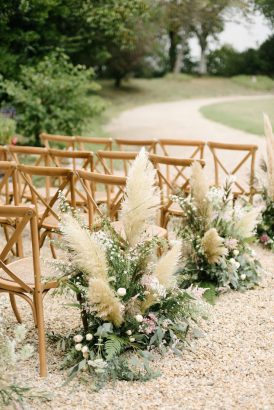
[{"xmin": 1, "ymin": 245, "xmax": 273, "ymax": 410}]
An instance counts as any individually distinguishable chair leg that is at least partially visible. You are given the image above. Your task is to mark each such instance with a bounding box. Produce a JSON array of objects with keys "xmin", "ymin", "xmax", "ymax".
[
  {"xmin": 49, "ymin": 233, "xmax": 57, "ymax": 259},
  {"xmin": 9, "ymin": 293, "xmax": 22, "ymax": 323},
  {"xmin": 34, "ymin": 291, "xmax": 47, "ymax": 377}
]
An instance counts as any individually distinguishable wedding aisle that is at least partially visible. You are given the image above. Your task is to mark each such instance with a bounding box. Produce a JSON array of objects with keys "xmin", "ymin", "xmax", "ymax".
[{"xmin": 0, "ymin": 239, "xmax": 272, "ymax": 409}]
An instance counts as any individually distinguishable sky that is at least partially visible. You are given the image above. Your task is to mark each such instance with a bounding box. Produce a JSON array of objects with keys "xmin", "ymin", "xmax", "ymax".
[{"xmin": 189, "ymin": 11, "xmax": 272, "ymax": 59}]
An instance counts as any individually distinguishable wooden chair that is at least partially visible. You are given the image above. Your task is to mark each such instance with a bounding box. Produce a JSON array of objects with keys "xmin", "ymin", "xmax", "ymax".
[
  {"xmin": 207, "ymin": 141, "xmax": 258, "ymax": 200},
  {"xmin": 77, "ymin": 169, "xmax": 167, "ymax": 240},
  {"xmin": 0, "ymin": 204, "xmax": 57, "ymax": 377},
  {"xmin": 0, "ymin": 161, "xmax": 23, "ymax": 257},
  {"xmin": 76, "ymin": 136, "xmax": 113, "ymax": 172},
  {"xmin": 17, "ymin": 164, "xmax": 75, "ymax": 257},
  {"xmin": 158, "ymin": 139, "xmax": 205, "ymax": 159},
  {"xmin": 96, "ymin": 150, "xmax": 138, "ymax": 176},
  {"xmin": 115, "ymin": 138, "xmax": 157, "ymax": 154},
  {"xmin": 149, "ymin": 154, "xmax": 205, "ymax": 228},
  {"xmin": 0, "ymin": 145, "xmax": 8, "ymax": 161},
  {"xmin": 40, "ymin": 133, "xmax": 76, "ymax": 150}
]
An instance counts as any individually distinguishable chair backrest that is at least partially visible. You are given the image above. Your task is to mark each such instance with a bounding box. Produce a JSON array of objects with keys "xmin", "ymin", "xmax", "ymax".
[
  {"xmin": 158, "ymin": 139, "xmax": 205, "ymax": 159},
  {"xmin": 17, "ymin": 165, "xmax": 75, "ymax": 228},
  {"xmin": 115, "ymin": 138, "xmax": 157, "ymax": 154},
  {"xmin": 0, "ymin": 146, "xmax": 8, "ymax": 161},
  {"xmin": 96, "ymin": 150, "xmax": 138, "ymax": 176},
  {"xmin": 149, "ymin": 154, "xmax": 205, "ymax": 206},
  {"xmin": 0, "ymin": 205, "xmax": 41, "ymax": 291},
  {"xmin": 77, "ymin": 169, "xmax": 127, "ymax": 226},
  {"xmin": 40, "ymin": 133, "xmax": 76, "ymax": 150},
  {"xmin": 76, "ymin": 137, "xmax": 113, "ymax": 172},
  {"xmin": 0, "ymin": 161, "xmax": 19, "ymax": 206},
  {"xmin": 207, "ymin": 141, "xmax": 258, "ymax": 199}
]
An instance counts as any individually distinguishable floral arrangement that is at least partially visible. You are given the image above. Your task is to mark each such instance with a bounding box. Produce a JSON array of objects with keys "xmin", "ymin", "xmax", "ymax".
[
  {"xmin": 256, "ymin": 114, "xmax": 274, "ymax": 250},
  {"xmin": 173, "ymin": 162, "xmax": 262, "ymax": 290},
  {"xmin": 50, "ymin": 149, "xmax": 208, "ymax": 386},
  {"xmin": 0, "ymin": 298, "xmax": 34, "ymax": 407}
]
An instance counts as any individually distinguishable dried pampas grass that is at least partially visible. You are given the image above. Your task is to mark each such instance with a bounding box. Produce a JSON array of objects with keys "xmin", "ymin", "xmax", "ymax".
[
  {"xmin": 263, "ymin": 113, "xmax": 274, "ymax": 200},
  {"xmin": 154, "ymin": 241, "xmax": 181, "ymax": 289},
  {"xmin": 89, "ymin": 278, "xmax": 124, "ymax": 327},
  {"xmin": 190, "ymin": 161, "xmax": 211, "ymax": 219},
  {"xmin": 60, "ymin": 213, "xmax": 108, "ymax": 280},
  {"xmin": 201, "ymin": 228, "xmax": 227, "ymax": 264},
  {"xmin": 234, "ymin": 208, "xmax": 260, "ymax": 238},
  {"xmin": 120, "ymin": 148, "xmax": 160, "ymax": 246}
]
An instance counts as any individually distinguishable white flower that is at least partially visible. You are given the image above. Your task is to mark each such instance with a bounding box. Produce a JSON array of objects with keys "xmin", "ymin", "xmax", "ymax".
[
  {"xmin": 74, "ymin": 334, "xmax": 83, "ymax": 343},
  {"xmin": 135, "ymin": 314, "xmax": 143, "ymax": 323},
  {"xmin": 250, "ymin": 249, "xmax": 256, "ymax": 257},
  {"xmin": 129, "ymin": 337, "xmax": 135, "ymax": 342},
  {"xmin": 75, "ymin": 343, "xmax": 82, "ymax": 351},
  {"xmin": 240, "ymin": 274, "xmax": 246, "ymax": 280},
  {"xmin": 81, "ymin": 345, "xmax": 88, "ymax": 353},
  {"xmin": 86, "ymin": 333, "xmax": 93, "ymax": 341},
  {"xmin": 229, "ymin": 258, "xmax": 236, "ymax": 264},
  {"xmin": 117, "ymin": 288, "xmax": 127, "ymax": 297},
  {"xmin": 126, "ymin": 330, "xmax": 132, "ymax": 336},
  {"xmin": 233, "ymin": 250, "xmax": 239, "ymax": 256}
]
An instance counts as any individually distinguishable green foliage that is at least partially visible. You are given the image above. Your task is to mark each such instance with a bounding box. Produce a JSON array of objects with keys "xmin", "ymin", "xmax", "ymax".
[
  {"xmin": 0, "ymin": 51, "xmax": 104, "ymax": 145},
  {"xmin": 0, "ymin": 115, "xmax": 16, "ymax": 144},
  {"xmin": 257, "ymin": 191, "xmax": 274, "ymax": 250},
  {"xmin": 255, "ymin": 0, "xmax": 274, "ymax": 25}
]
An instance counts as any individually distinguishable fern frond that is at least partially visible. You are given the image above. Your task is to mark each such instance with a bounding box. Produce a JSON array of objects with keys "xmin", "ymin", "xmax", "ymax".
[{"xmin": 105, "ymin": 335, "xmax": 125, "ymax": 360}]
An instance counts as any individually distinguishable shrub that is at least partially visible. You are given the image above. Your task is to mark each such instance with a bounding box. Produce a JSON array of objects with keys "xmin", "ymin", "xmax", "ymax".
[
  {"xmin": 0, "ymin": 115, "xmax": 16, "ymax": 145},
  {"xmin": 0, "ymin": 51, "xmax": 105, "ymax": 145}
]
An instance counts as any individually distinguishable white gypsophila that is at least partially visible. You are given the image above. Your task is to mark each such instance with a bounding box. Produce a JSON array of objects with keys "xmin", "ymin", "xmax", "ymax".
[
  {"xmin": 207, "ymin": 187, "xmax": 225, "ymax": 207},
  {"xmin": 141, "ymin": 275, "xmax": 166, "ymax": 298}
]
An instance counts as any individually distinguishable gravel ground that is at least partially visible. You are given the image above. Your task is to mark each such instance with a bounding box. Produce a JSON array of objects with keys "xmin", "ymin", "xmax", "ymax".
[{"xmin": 1, "ymin": 243, "xmax": 273, "ymax": 410}]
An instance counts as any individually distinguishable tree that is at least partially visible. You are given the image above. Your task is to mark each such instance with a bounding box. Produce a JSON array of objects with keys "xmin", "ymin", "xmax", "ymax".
[{"xmin": 255, "ymin": 0, "xmax": 274, "ymax": 25}]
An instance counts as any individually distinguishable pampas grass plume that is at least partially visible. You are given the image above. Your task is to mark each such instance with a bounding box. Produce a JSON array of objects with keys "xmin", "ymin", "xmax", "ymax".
[
  {"xmin": 234, "ymin": 208, "xmax": 260, "ymax": 238},
  {"xmin": 190, "ymin": 161, "xmax": 211, "ymax": 219},
  {"xmin": 263, "ymin": 113, "xmax": 274, "ymax": 200},
  {"xmin": 120, "ymin": 148, "xmax": 160, "ymax": 246},
  {"xmin": 201, "ymin": 228, "xmax": 227, "ymax": 264},
  {"xmin": 60, "ymin": 213, "xmax": 108, "ymax": 280},
  {"xmin": 89, "ymin": 278, "xmax": 124, "ymax": 327},
  {"xmin": 154, "ymin": 241, "xmax": 181, "ymax": 289}
]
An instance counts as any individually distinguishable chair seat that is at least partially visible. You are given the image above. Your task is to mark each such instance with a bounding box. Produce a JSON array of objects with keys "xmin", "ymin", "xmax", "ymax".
[
  {"xmin": 0, "ymin": 257, "xmax": 57, "ymax": 293},
  {"xmin": 111, "ymin": 221, "xmax": 167, "ymax": 241}
]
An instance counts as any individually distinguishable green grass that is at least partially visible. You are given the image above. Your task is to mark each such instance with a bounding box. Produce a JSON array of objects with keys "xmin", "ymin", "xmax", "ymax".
[
  {"xmin": 85, "ymin": 76, "xmax": 273, "ymax": 137},
  {"xmin": 232, "ymin": 75, "xmax": 274, "ymax": 92},
  {"xmin": 200, "ymin": 97, "xmax": 274, "ymax": 136}
]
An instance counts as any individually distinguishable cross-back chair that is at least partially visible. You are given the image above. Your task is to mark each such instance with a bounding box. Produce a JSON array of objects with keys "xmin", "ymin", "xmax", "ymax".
[
  {"xmin": 17, "ymin": 164, "xmax": 75, "ymax": 257},
  {"xmin": 157, "ymin": 139, "xmax": 205, "ymax": 160},
  {"xmin": 0, "ymin": 204, "xmax": 57, "ymax": 377},
  {"xmin": 48, "ymin": 148, "xmax": 94, "ymax": 206},
  {"xmin": 0, "ymin": 161, "xmax": 23, "ymax": 256},
  {"xmin": 40, "ymin": 133, "xmax": 76, "ymax": 150},
  {"xmin": 115, "ymin": 138, "xmax": 157, "ymax": 154},
  {"xmin": 0, "ymin": 146, "xmax": 8, "ymax": 161},
  {"xmin": 76, "ymin": 136, "xmax": 113, "ymax": 172},
  {"xmin": 77, "ymin": 169, "xmax": 167, "ymax": 241},
  {"xmin": 96, "ymin": 150, "xmax": 138, "ymax": 177},
  {"xmin": 8, "ymin": 145, "xmax": 53, "ymax": 201},
  {"xmin": 207, "ymin": 141, "xmax": 258, "ymax": 201},
  {"xmin": 149, "ymin": 154, "xmax": 205, "ymax": 228}
]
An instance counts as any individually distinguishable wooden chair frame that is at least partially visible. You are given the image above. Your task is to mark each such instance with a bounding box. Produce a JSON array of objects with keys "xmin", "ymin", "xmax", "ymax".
[
  {"xmin": 17, "ymin": 164, "xmax": 75, "ymax": 257},
  {"xmin": 77, "ymin": 169, "xmax": 127, "ymax": 227},
  {"xmin": 158, "ymin": 139, "xmax": 205, "ymax": 159},
  {"xmin": 115, "ymin": 138, "xmax": 157, "ymax": 154},
  {"xmin": 40, "ymin": 133, "xmax": 76, "ymax": 150},
  {"xmin": 207, "ymin": 141, "xmax": 258, "ymax": 200},
  {"xmin": 0, "ymin": 161, "xmax": 23, "ymax": 256},
  {"xmin": 0, "ymin": 204, "xmax": 57, "ymax": 377},
  {"xmin": 149, "ymin": 154, "xmax": 205, "ymax": 228},
  {"xmin": 76, "ymin": 136, "xmax": 112, "ymax": 172},
  {"xmin": 96, "ymin": 150, "xmax": 138, "ymax": 176}
]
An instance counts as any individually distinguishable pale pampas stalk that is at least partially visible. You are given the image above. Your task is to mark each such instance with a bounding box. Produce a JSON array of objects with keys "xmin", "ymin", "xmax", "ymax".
[
  {"xmin": 141, "ymin": 242, "xmax": 181, "ymax": 312},
  {"xmin": 120, "ymin": 148, "xmax": 160, "ymax": 246},
  {"xmin": 60, "ymin": 213, "xmax": 108, "ymax": 280},
  {"xmin": 154, "ymin": 241, "xmax": 181, "ymax": 289},
  {"xmin": 201, "ymin": 228, "xmax": 227, "ymax": 264},
  {"xmin": 263, "ymin": 113, "xmax": 274, "ymax": 200},
  {"xmin": 89, "ymin": 278, "xmax": 124, "ymax": 327},
  {"xmin": 234, "ymin": 208, "xmax": 260, "ymax": 238},
  {"xmin": 190, "ymin": 161, "xmax": 211, "ymax": 219}
]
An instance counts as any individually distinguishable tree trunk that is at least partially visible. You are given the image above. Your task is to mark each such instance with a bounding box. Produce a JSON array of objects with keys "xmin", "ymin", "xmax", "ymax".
[
  {"xmin": 199, "ymin": 46, "xmax": 207, "ymax": 75},
  {"xmin": 168, "ymin": 31, "xmax": 177, "ymax": 72},
  {"xmin": 114, "ymin": 76, "xmax": 122, "ymax": 88},
  {"xmin": 173, "ymin": 33, "xmax": 188, "ymax": 74}
]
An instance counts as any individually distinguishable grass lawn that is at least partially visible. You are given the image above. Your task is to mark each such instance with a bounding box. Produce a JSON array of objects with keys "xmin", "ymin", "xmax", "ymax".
[
  {"xmin": 85, "ymin": 75, "xmax": 273, "ymax": 137},
  {"xmin": 200, "ymin": 97, "xmax": 274, "ymax": 136}
]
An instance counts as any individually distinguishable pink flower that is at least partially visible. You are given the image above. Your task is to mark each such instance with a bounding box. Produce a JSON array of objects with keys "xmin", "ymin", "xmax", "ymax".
[
  {"xmin": 141, "ymin": 317, "xmax": 157, "ymax": 335},
  {"xmin": 260, "ymin": 234, "xmax": 270, "ymax": 244},
  {"xmin": 224, "ymin": 238, "xmax": 238, "ymax": 250},
  {"xmin": 11, "ymin": 137, "xmax": 17, "ymax": 145}
]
